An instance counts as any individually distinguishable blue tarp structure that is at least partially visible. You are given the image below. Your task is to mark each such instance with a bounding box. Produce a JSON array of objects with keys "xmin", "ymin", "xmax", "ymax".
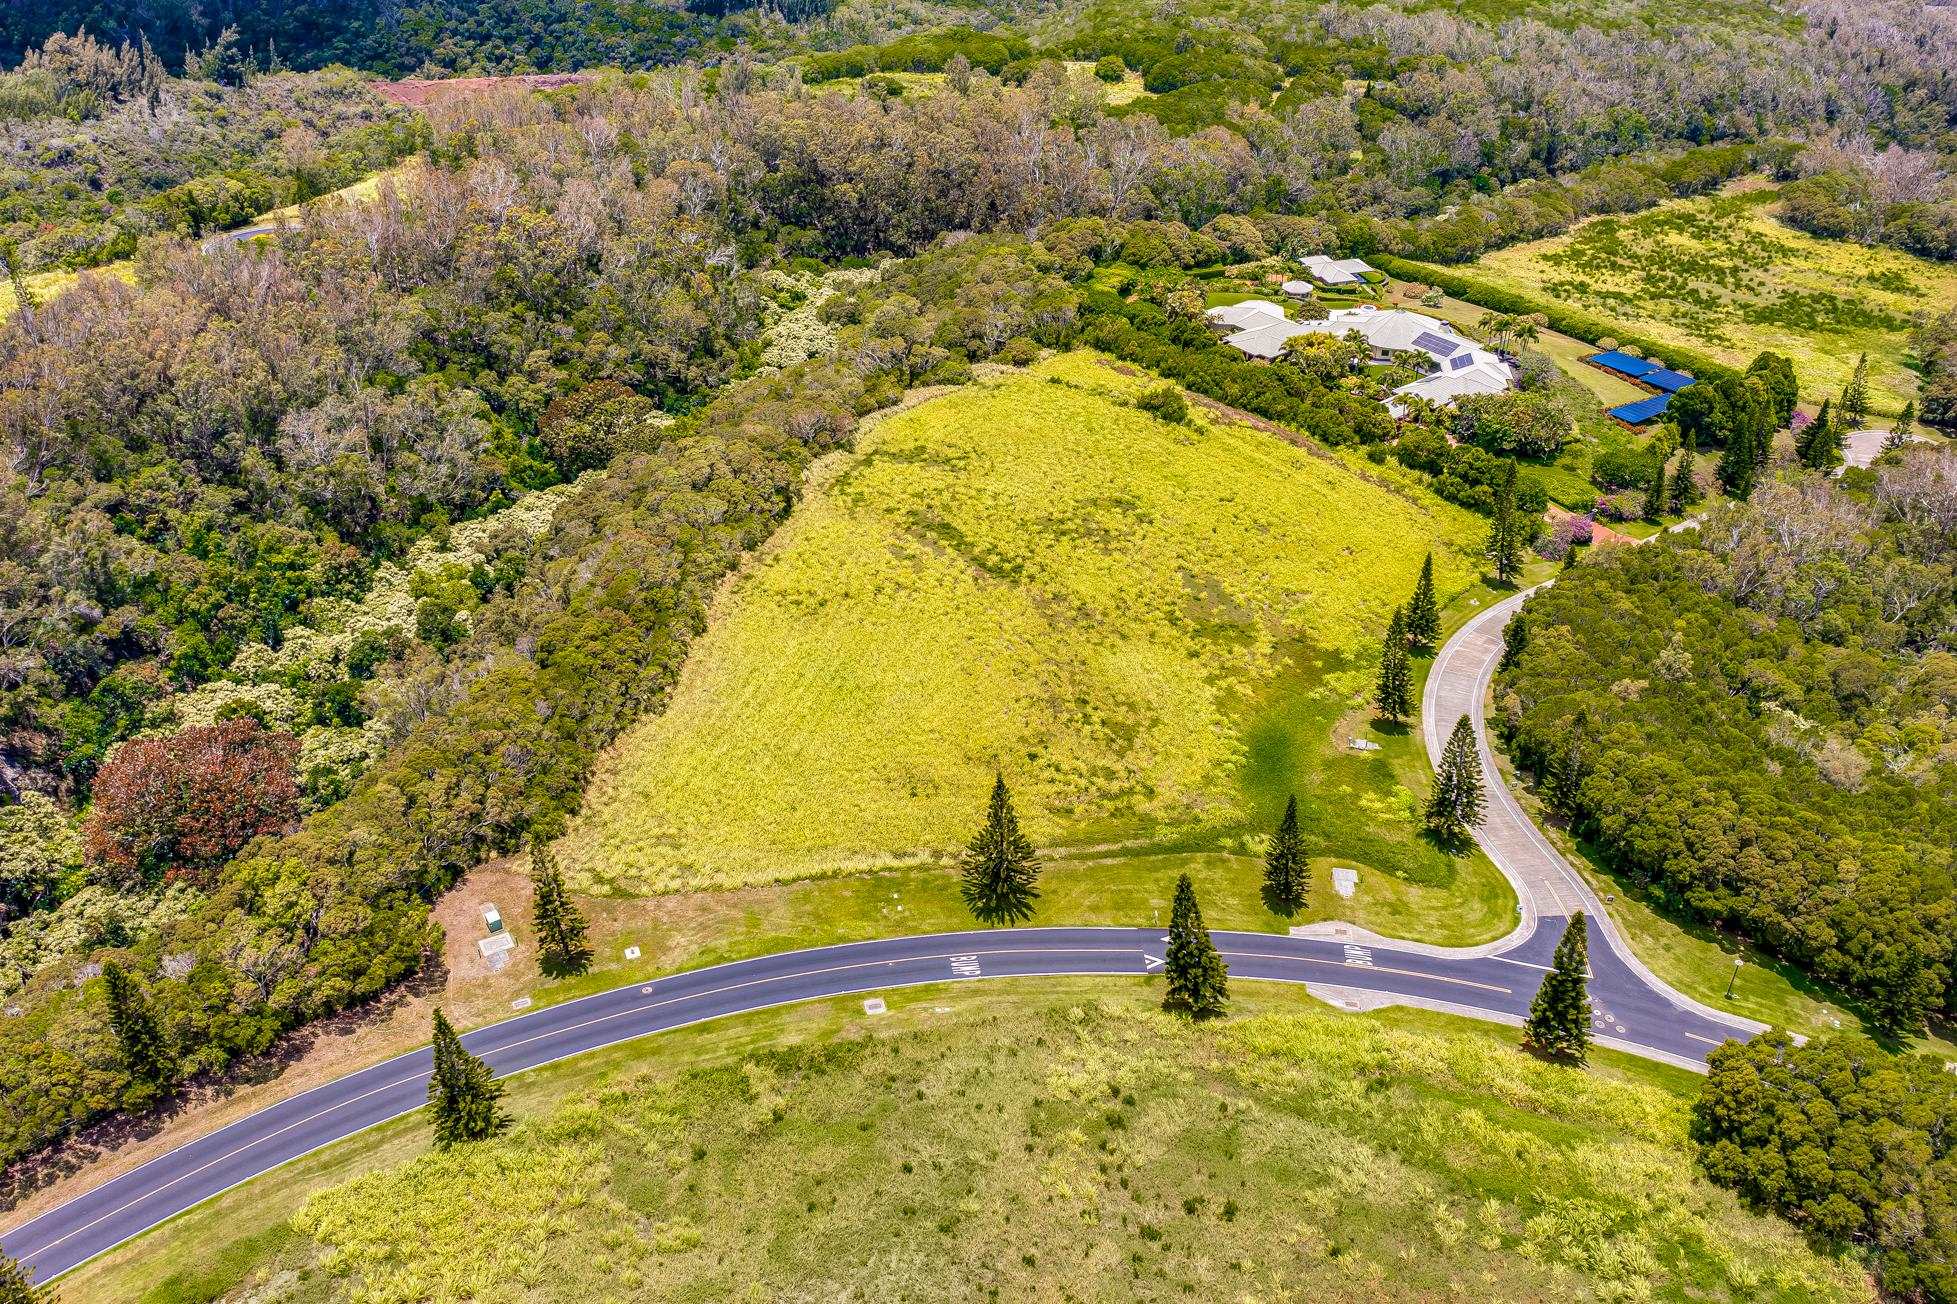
[
  {"xmin": 1644, "ymin": 368, "xmax": 1696, "ymax": 393},
  {"xmin": 1586, "ymin": 350, "xmax": 1658, "ymax": 379},
  {"xmin": 1610, "ymin": 394, "xmax": 1673, "ymax": 424}
]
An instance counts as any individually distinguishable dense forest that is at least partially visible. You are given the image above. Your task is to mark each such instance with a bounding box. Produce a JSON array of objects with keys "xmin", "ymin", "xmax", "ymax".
[
  {"xmin": 1, "ymin": 5, "xmax": 1956, "ymax": 1294},
  {"xmin": 1497, "ymin": 467, "xmax": 1957, "ymax": 1032},
  {"xmin": 0, "ymin": 32, "xmax": 421, "ymax": 274},
  {"xmin": 1697, "ymin": 1032, "xmax": 1956, "ymax": 1301}
]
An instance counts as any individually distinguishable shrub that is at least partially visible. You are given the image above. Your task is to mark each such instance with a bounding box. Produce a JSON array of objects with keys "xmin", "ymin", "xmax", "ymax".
[
  {"xmin": 1135, "ymin": 385, "xmax": 1188, "ymax": 424},
  {"xmin": 1093, "ymin": 55, "xmax": 1125, "ymax": 83}
]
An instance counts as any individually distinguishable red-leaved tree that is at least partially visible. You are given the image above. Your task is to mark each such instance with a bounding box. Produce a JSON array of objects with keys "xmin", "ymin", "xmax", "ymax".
[{"xmin": 83, "ymin": 721, "xmax": 300, "ymax": 889}]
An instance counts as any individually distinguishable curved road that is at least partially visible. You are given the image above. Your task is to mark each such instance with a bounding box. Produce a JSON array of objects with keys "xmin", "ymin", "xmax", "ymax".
[{"xmin": 1, "ymin": 585, "xmax": 1763, "ymax": 1283}]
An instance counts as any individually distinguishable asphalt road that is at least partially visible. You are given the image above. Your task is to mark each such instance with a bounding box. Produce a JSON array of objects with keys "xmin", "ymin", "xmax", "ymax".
[
  {"xmin": 1, "ymin": 581, "xmax": 1766, "ymax": 1282},
  {"xmin": 1, "ymin": 921, "xmax": 1751, "ymax": 1281}
]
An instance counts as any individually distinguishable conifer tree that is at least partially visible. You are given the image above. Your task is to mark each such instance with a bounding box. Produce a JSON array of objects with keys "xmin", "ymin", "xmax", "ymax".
[
  {"xmin": 1670, "ymin": 431, "xmax": 1702, "ymax": 512},
  {"xmin": 1406, "ymin": 553, "xmax": 1441, "ymax": 650},
  {"xmin": 1262, "ymin": 795, "xmax": 1307, "ymax": 915},
  {"xmin": 1374, "ymin": 607, "xmax": 1413, "ymax": 724},
  {"xmin": 1717, "ymin": 423, "xmax": 1757, "ymax": 499},
  {"xmin": 1840, "ymin": 354, "xmax": 1870, "ymax": 429},
  {"xmin": 1641, "ymin": 453, "xmax": 1667, "ymax": 521},
  {"xmin": 1523, "ymin": 913, "xmax": 1592, "ymax": 1064},
  {"xmin": 102, "ymin": 961, "xmax": 172, "ymax": 1089},
  {"xmin": 959, "ymin": 773, "xmax": 1042, "ymax": 925},
  {"xmin": 528, "ymin": 838, "xmax": 590, "ymax": 975},
  {"xmin": 427, "ymin": 1009, "xmax": 509, "ymax": 1148},
  {"xmin": 1425, "ymin": 716, "xmax": 1486, "ymax": 845},
  {"xmin": 1485, "ymin": 459, "xmax": 1523, "ymax": 584},
  {"xmin": 1883, "ymin": 401, "xmax": 1916, "ymax": 455},
  {"xmin": 1798, "ymin": 397, "xmax": 1843, "ymax": 470},
  {"xmin": 0, "ymin": 1250, "xmax": 53, "ymax": 1304},
  {"xmin": 1161, "ymin": 874, "xmax": 1228, "ymax": 1019}
]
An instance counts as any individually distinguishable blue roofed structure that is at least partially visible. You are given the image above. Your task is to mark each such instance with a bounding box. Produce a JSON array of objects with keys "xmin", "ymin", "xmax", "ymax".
[
  {"xmin": 1586, "ymin": 350, "xmax": 1658, "ymax": 379},
  {"xmin": 1609, "ymin": 394, "xmax": 1673, "ymax": 425},
  {"xmin": 1644, "ymin": 368, "xmax": 1696, "ymax": 393}
]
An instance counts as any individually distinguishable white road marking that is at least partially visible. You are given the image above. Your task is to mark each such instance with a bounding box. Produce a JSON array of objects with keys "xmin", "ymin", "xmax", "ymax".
[
  {"xmin": 1142, "ymin": 953, "xmax": 1163, "ymax": 971},
  {"xmin": 1343, "ymin": 944, "xmax": 1375, "ymax": 968},
  {"xmin": 949, "ymin": 954, "xmax": 982, "ymax": 978}
]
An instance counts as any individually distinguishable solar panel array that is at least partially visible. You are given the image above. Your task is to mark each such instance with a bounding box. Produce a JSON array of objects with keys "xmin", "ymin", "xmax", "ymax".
[
  {"xmin": 1411, "ymin": 331, "xmax": 1461, "ymax": 358},
  {"xmin": 1609, "ymin": 394, "xmax": 1673, "ymax": 424},
  {"xmin": 1449, "ymin": 353, "xmax": 1476, "ymax": 371},
  {"xmin": 1644, "ymin": 368, "xmax": 1696, "ymax": 393},
  {"xmin": 1587, "ymin": 350, "xmax": 1658, "ymax": 378}
]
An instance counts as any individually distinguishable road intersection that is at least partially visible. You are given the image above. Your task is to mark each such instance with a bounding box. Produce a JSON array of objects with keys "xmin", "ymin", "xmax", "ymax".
[{"xmin": 0, "ymin": 583, "xmax": 1765, "ymax": 1282}]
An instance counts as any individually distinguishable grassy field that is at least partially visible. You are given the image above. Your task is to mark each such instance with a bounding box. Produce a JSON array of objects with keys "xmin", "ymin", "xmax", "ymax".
[
  {"xmin": 1466, "ymin": 186, "xmax": 1957, "ymax": 414},
  {"xmin": 562, "ymin": 352, "xmax": 1494, "ymax": 906},
  {"xmin": 69, "ymin": 981, "xmax": 1870, "ymax": 1304},
  {"xmin": 0, "ymin": 263, "xmax": 131, "ymax": 322}
]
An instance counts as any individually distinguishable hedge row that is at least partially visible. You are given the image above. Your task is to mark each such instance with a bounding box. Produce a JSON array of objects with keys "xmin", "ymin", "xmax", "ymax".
[{"xmin": 1368, "ymin": 254, "xmax": 1741, "ymax": 386}]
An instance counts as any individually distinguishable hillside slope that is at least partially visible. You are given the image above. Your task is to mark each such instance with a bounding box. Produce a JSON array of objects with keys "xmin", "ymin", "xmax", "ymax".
[{"xmin": 561, "ymin": 352, "xmax": 1488, "ymax": 894}]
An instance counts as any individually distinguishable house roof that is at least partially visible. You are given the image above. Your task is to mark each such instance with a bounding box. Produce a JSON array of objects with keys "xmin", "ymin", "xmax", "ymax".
[
  {"xmin": 1299, "ymin": 254, "xmax": 1374, "ymax": 286},
  {"xmin": 1610, "ymin": 394, "xmax": 1673, "ymax": 424},
  {"xmin": 1586, "ymin": 350, "xmax": 1658, "ymax": 379},
  {"xmin": 1204, "ymin": 300, "xmax": 1288, "ymax": 331},
  {"xmin": 1224, "ymin": 317, "xmax": 1315, "ymax": 360}
]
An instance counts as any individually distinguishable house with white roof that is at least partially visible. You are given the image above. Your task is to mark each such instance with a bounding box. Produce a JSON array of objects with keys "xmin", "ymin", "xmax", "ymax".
[
  {"xmin": 1299, "ymin": 254, "xmax": 1377, "ymax": 287},
  {"xmin": 1205, "ymin": 301, "xmax": 1513, "ymax": 414}
]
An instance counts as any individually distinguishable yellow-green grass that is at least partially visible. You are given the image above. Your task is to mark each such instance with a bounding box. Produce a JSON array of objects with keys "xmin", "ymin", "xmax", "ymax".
[
  {"xmin": 252, "ymin": 165, "xmax": 404, "ymax": 225},
  {"xmin": 805, "ymin": 69, "xmax": 947, "ymax": 97},
  {"xmin": 0, "ymin": 263, "xmax": 129, "ymax": 321},
  {"xmin": 562, "ymin": 351, "xmax": 1493, "ymax": 903},
  {"xmin": 81, "ymin": 982, "xmax": 1870, "ymax": 1303},
  {"xmin": 1467, "ymin": 187, "xmax": 1956, "ymax": 414},
  {"xmin": 1064, "ymin": 59, "xmax": 1150, "ymax": 104}
]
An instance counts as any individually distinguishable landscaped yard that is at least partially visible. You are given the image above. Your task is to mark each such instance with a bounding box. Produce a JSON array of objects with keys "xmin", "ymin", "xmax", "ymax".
[
  {"xmin": 63, "ymin": 982, "xmax": 1870, "ymax": 1304},
  {"xmin": 1463, "ymin": 186, "xmax": 1956, "ymax": 414},
  {"xmin": 561, "ymin": 352, "xmax": 1495, "ymax": 909}
]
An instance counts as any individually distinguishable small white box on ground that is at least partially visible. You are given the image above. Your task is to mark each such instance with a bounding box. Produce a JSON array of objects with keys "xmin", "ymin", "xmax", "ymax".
[
  {"xmin": 862, "ymin": 997, "xmax": 888, "ymax": 1016},
  {"xmin": 623, "ymin": 945, "xmax": 641, "ymax": 961},
  {"xmin": 511, "ymin": 996, "xmax": 532, "ymax": 1010},
  {"xmin": 1332, "ymin": 867, "xmax": 1359, "ymax": 899},
  {"xmin": 477, "ymin": 932, "xmax": 515, "ymax": 959}
]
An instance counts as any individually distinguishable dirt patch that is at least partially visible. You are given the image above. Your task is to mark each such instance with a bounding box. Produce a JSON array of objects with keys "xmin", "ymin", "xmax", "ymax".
[{"xmin": 375, "ymin": 74, "xmax": 594, "ymax": 108}]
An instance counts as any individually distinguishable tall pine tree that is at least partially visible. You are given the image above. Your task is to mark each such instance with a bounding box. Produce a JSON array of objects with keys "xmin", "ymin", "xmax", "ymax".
[
  {"xmin": 1641, "ymin": 453, "xmax": 1667, "ymax": 521},
  {"xmin": 427, "ymin": 1009, "xmax": 509, "ymax": 1148},
  {"xmin": 1523, "ymin": 913, "xmax": 1592, "ymax": 1064},
  {"xmin": 529, "ymin": 838, "xmax": 590, "ymax": 975},
  {"xmin": 1161, "ymin": 874, "xmax": 1228, "ymax": 1019},
  {"xmin": 1406, "ymin": 553, "xmax": 1441, "ymax": 650},
  {"xmin": 0, "ymin": 1250, "xmax": 53, "ymax": 1304},
  {"xmin": 1669, "ymin": 431, "xmax": 1702, "ymax": 512},
  {"xmin": 960, "ymin": 773, "xmax": 1042, "ymax": 925},
  {"xmin": 1883, "ymin": 401, "xmax": 1916, "ymax": 455},
  {"xmin": 102, "ymin": 961, "xmax": 172, "ymax": 1091},
  {"xmin": 1717, "ymin": 422, "xmax": 1757, "ymax": 498},
  {"xmin": 1485, "ymin": 459, "xmax": 1523, "ymax": 584},
  {"xmin": 1374, "ymin": 607, "xmax": 1413, "ymax": 724},
  {"xmin": 1839, "ymin": 353, "xmax": 1870, "ymax": 429},
  {"xmin": 1262, "ymin": 795, "xmax": 1307, "ymax": 915},
  {"xmin": 1797, "ymin": 397, "xmax": 1841, "ymax": 470},
  {"xmin": 1425, "ymin": 716, "xmax": 1486, "ymax": 845}
]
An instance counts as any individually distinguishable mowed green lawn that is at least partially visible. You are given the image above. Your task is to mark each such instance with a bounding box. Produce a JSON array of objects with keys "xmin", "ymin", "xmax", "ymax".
[
  {"xmin": 562, "ymin": 352, "xmax": 1494, "ymax": 911},
  {"xmin": 1468, "ymin": 186, "xmax": 1957, "ymax": 414},
  {"xmin": 96, "ymin": 983, "xmax": 1869, "ymax": 1303}
]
